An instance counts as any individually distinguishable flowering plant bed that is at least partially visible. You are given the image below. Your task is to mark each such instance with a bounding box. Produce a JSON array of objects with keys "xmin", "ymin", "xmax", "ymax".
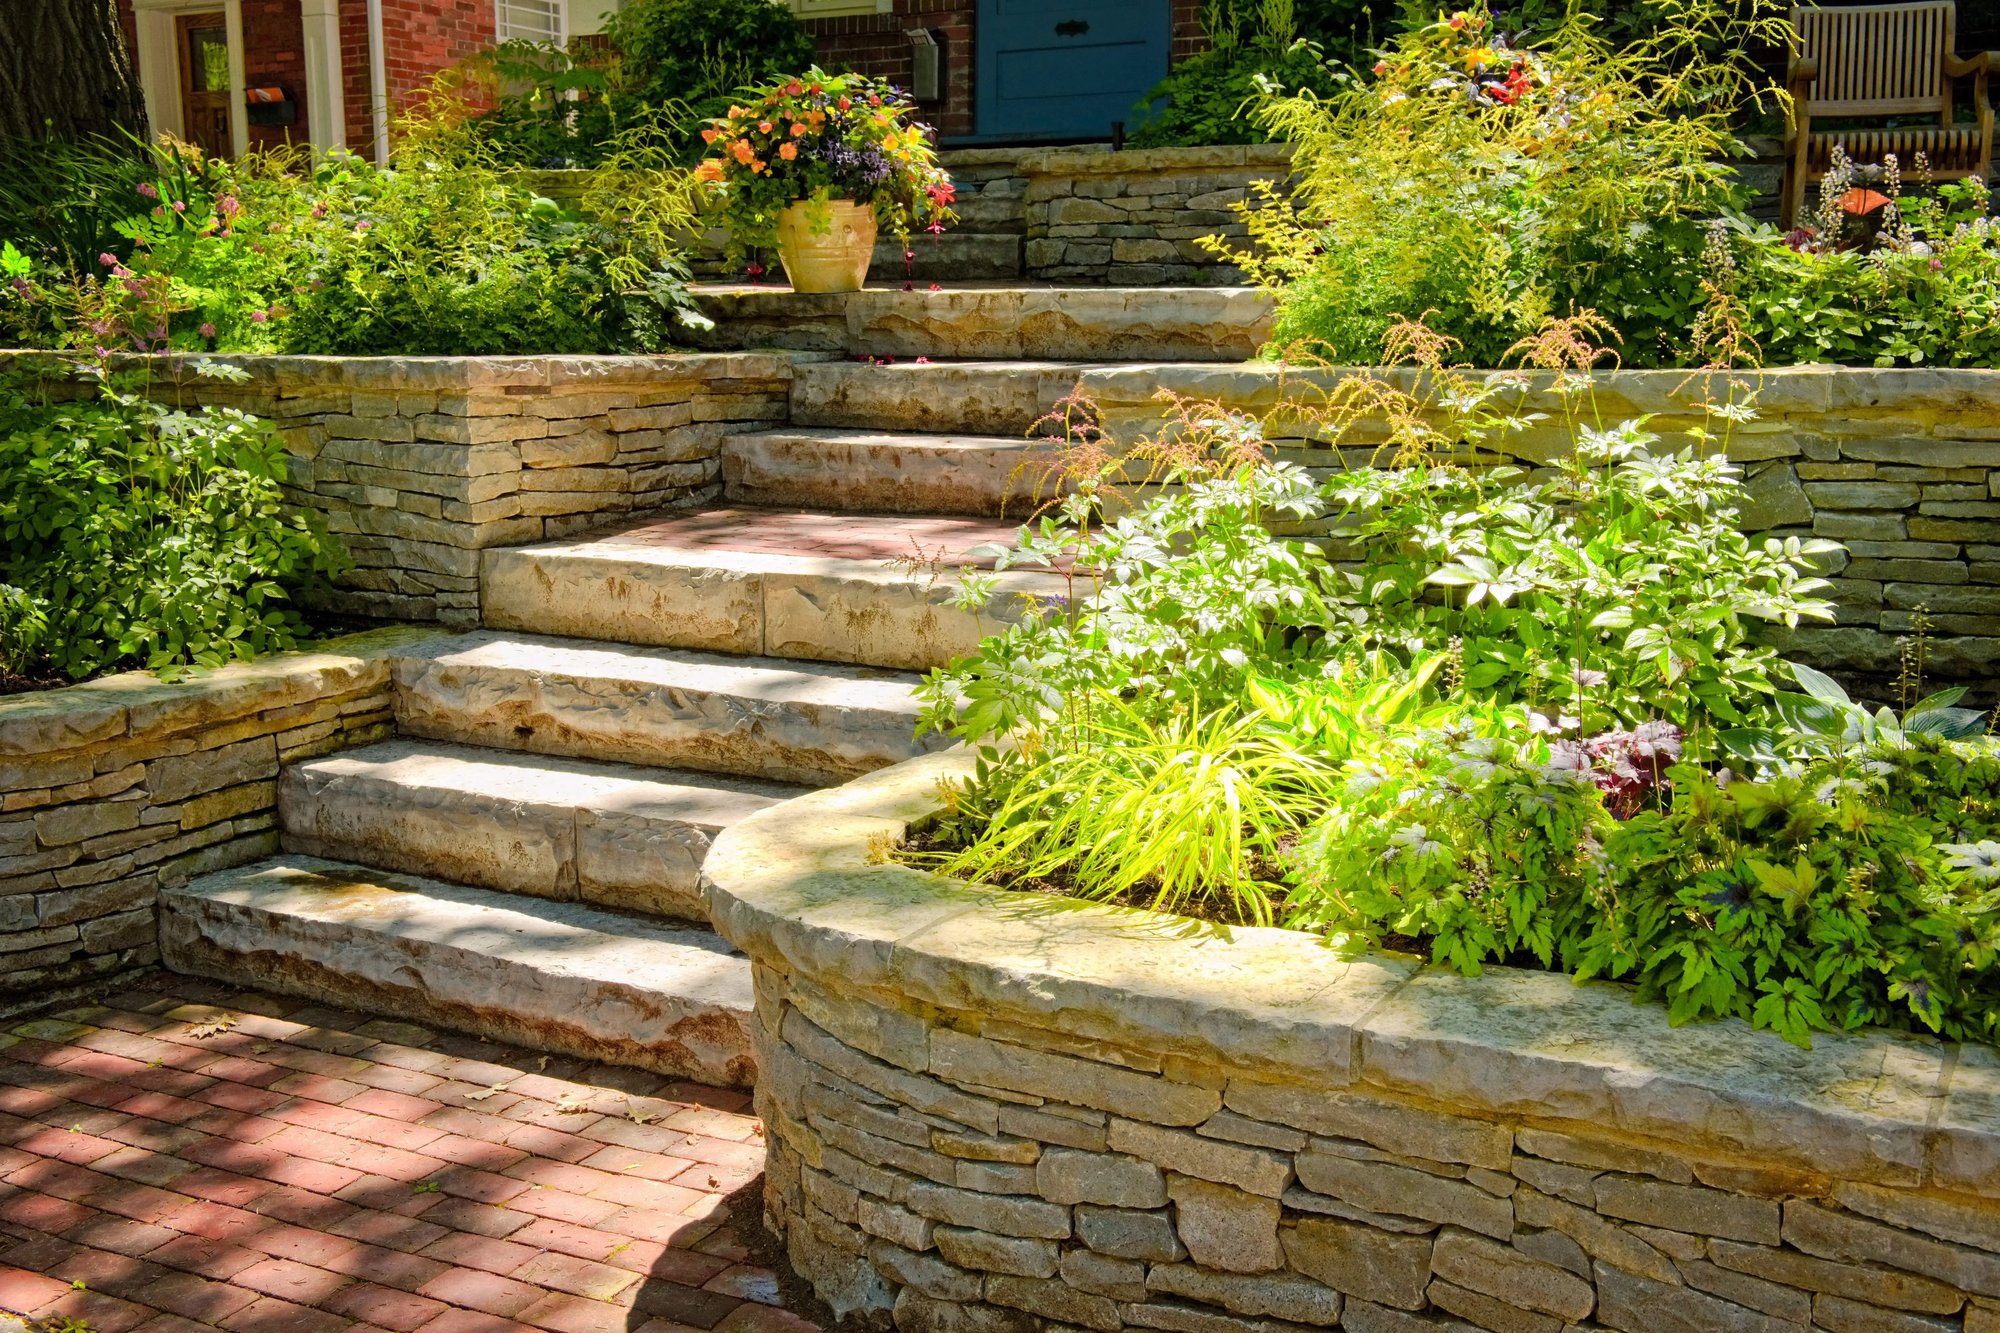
[
  {"xmin": 696, "ymin": 68, "xmax": 956, "ymax": 269},
  {"xmin": 906, "ymin": 326, "xmax": 2000, "ymax": 1051}
]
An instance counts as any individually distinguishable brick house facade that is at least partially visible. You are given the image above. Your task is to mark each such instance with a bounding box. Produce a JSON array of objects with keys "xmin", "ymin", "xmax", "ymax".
[{"xmin": 120, "ymin": 0, "xmax": 1208, "ymax": 158}]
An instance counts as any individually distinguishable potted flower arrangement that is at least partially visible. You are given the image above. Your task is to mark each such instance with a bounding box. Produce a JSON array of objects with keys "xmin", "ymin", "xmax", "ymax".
[{"xmin": 696, "ymin": 68, "xmax": 956, "ymax": 292}]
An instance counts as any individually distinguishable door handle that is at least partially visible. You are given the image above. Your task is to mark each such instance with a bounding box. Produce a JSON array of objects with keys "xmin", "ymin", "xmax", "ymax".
[{"xmin": 1055, "ymin": 19, "xmax": 1089, "ymax": 35}]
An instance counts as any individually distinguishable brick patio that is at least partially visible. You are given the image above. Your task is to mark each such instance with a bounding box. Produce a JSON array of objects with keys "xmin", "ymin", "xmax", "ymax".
[{"xmin": 0, "ymin": 973, "xmax": 821, "ymax": 1333}]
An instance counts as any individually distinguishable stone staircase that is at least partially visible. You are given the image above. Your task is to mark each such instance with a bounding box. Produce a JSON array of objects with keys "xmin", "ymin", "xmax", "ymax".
[{"xmin": 160, "ymin": 287, "xmax": 1243, "ymax": 1092}]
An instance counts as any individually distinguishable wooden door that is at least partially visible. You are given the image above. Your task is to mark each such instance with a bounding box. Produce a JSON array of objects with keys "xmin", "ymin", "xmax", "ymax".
[
  {"xmin": 974, "ymin": 0, "xmax": 1171, "ymax": 141},
  {"xmin": 177, "ymin": 13, "xmax": 231, "ymax": 157}
]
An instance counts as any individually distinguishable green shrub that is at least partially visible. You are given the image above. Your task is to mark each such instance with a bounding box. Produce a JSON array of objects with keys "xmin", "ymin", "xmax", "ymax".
[
  {"xmin": 0, "ymin": 103, "xmax": 705, "ymax": 358},
  {"xmin": 464, "ymin": 41, "xmax": 644, "ymax": 170},
  {"xmin": 0, "ymin": 364, "xmax": 345, "ymax": 680},
  {"xmin": 0, "ymin": 132, "xmax": 192, "ymax": 275},
  {"xmin": 1127, "ymin": 0, "xmax": 1354, "ymax": 149},
  {"xmin": 606, "ymin": 0, "xmax": 813, "ymax": 149},
  {"xmin": 1215, "ymin": 0, "xmax": 1783, "ymax": 366},
  {"xmin": 1718, "ymin": 175, "xmax": 2000, "ymax": 369}
]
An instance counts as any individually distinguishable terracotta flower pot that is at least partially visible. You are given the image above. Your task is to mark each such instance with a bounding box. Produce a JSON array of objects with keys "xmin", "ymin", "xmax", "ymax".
[{"xmin": 774, "ymin": 199, "xmax": 877, "ymax": 293}]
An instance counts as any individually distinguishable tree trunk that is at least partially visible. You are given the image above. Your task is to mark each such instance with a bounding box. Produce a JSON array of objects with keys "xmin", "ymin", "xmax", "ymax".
[{"xmin": 0, "ymin": 0, "xmax": 148, "ymax": 141}]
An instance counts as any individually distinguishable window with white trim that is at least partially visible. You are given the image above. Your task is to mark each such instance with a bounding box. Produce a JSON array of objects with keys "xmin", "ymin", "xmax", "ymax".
[
  {"xmin": 497, "ymin": 0, "xmax": 566, "ymax": 44},
  {"xmin": 785, "ymin": 0, "xmax": 892, "ymax": 17}
]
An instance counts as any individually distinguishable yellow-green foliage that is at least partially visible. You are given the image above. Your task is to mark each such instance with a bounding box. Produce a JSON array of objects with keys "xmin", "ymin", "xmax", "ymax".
[{"xmin": 1215, "ymin": 0, "xmax": 1789, "ymax": 364}]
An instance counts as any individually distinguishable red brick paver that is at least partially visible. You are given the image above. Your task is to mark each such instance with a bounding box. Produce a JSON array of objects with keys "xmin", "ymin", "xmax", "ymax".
[{"xmin": 0, "ymin": 974, "xmax": 814, "ymax": 1333}]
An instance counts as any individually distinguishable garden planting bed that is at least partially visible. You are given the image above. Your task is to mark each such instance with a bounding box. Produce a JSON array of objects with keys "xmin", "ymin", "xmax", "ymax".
[
  {"xmin": 1086, "ymin": 362, "xmax": 2000, "ymax": 688},
  {"xmin": 705, "ymin": 748, "xmax": 2000, "ymax": 1333}
]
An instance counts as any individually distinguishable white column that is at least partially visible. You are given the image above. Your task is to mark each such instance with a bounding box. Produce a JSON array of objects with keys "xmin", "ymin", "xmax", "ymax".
[
  {"xmin": 133, "ymin": 6, "xmax": 181, "ymax": 138},
  {"xmin": 300, "ymin": 0, "xmax": 347, "ymax": 152},
  {"xmin": 223, "ymin": 0, "xmax": 249, "ymax": 156}
]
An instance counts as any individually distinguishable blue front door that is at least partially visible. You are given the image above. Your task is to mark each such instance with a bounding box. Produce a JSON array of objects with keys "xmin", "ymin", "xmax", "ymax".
[{"xmin": 974, "ymin": 0, "xmax": 1171, "ymax": 141}]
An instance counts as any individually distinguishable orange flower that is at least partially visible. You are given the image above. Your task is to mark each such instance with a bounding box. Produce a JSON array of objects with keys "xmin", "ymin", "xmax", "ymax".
[
  {"xmin": 695, "ymin": 159, "xmax": 724, "ymax": 182},
  {"xmin": 749, "ymin": 159, "xmax": 766, "ymax": 173},
  {"xmin": 758, "ymin": 120, "xmax": 773, "ymax": 134},
  {"xmin": 701, "ymin": 127, "xmax": 718, "ymax": 143},
  {"xmin": 790, "ymin": 122, "xmax": 808, "ymax": 136},
  {"xmin": 731, "ymin": 139, "xmax": 755, "ymax": 163},
  {"xmin": 778, "ymin": 141, "xmax": 797, "ymax": 160}
]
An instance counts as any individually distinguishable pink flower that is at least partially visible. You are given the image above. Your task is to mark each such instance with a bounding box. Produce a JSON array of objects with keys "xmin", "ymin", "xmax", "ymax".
[
  {"xmin": 136, "ymin": 182, "xmax": 158, "ymax": 200},
  {"xmin": 171, "ymin": 200, "xmax": 187, "ymax": 213},
  {"xmin": 98, "ymin": 252, "xmax": 116, "ymax": 267},
  {"xmin": 199, "ymin": 322, "xmax": 217, "ymax": 339},
  {"xmin": 250, "ymin": 309, "xmax": 268, "ymax": 323}
]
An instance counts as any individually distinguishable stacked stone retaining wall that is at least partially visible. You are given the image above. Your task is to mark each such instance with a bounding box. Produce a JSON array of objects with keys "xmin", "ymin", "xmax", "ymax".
[
  {"xmin": 705, "ymin": 750, "xmax": 2000, "ymax": 1333},
  {"xmin": 0, "ymin": 352, "xmax": 795, "ymax": 626},
  {"xmin": 1019, "ymin": 145, "xmax": 1293, "ymax": 286},
  {"xmin": 0, "ymin": 627, "xmax": 430, "ymax": 1008}
]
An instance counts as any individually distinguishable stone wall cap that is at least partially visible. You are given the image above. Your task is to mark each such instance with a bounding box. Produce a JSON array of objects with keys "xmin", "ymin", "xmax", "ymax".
[
  {"xmin": 1077, "ymin": 363, "xmax": 2000, "ymax": 421},
  {"xmin": 704, "ymin": 749, "xmax": 1981, "ymax": 1190},
  {"xmin": 0, "ymin": 624, "xmax": 439, "ymax": 759},
  {"xmin": 1016, "ymin": 143, "xmax": 1294, "ymax": 177},
  {"xmin": 0, "ymin": 350, "xmax": 796, "ymax": 394}
]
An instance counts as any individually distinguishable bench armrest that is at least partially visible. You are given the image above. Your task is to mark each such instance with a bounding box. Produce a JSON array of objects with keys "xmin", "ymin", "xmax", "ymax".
[{"xmin": 1946, "ymin": 51, "xmax": 1991, "ymax": 77}]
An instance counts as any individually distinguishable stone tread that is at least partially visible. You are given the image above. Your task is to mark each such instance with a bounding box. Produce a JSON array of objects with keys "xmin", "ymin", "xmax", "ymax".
[
  {"xmin": 482, "ymin": 509, "xmax": 1067, "ymax": 671},
  {"xmin": 160, "ymin": 853, "xmax": 758, "ymax": 1087},
  {"xmin": 280, "ymin": 737, "xmax": 805, "ymax": 919},
  {"xmin": 389, "ymin": 629, "xmax": 948, "ymax": 785},
  {"xmin": 688, "ymin": 287, "xmax": 1274, "ymax": 361},
  {"xmin": 722, "ymin": 427, "xmax": 1070, "ymax": 516}
]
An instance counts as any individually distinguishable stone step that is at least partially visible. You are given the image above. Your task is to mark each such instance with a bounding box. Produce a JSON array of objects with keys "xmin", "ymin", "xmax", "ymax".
[
  {"xmin": 722, "ymin": 427, "xmax": 1061, "ymax": 516},
  {"xmin": 390, "ymin": 630, "xmax": 947, "ymax": 786},
  {"xmin": 279, "ymin": 739, "xmax": 805, "ymax": 923},
  {"xmin": 789, "ymin": 359, "xmax": 1093, "ymax": 436},
  {"xmin": 160, "ymin": 855, "xmax": 756, "ymax": 1087},
  {"xmin": 481, "ymin": 509, "xmax": 1064, "ymax": 671},
  {"xmin": 689, "ymin": 286, "xmax": 1272, "ymax": 361}
]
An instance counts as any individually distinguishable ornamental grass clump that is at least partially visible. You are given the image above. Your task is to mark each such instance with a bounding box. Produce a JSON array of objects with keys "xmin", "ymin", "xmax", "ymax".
[{"xmin": 910, "ymin": 317, "xmax": 2000, "ymax": 1049}]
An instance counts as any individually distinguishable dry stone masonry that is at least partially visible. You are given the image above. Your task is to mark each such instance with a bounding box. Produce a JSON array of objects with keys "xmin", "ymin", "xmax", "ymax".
[
  {"xmin": 0, "ymin": 627, "xmax": 425, "ymax": 1007},
  {"xmin": 704, "ymin": 750, "xmax": 2000, "ymax": 1333},
  {"xmin": 1020, "ymin": 145, "xmax": 1295, "ymax": 286},
  {"xmin": 0, "ymin": 351, "xmax": 793, "ymax": 626}
]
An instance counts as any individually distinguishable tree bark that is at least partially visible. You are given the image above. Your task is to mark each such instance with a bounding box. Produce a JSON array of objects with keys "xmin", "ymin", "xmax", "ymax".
[{"xmin": 0, "ymin": 0, "xmax": 149, "ymax": 141}]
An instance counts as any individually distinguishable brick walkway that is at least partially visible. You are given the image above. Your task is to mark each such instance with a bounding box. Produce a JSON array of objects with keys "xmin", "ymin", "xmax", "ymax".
[{"xmin": 0, "ymin": 973, "xmax": 820, "ymax": 1333}]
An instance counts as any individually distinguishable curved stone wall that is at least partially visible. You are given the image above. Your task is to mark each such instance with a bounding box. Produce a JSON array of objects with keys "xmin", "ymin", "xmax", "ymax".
[{"xmin": 703, "ymin": 750, "xmax": 2000, "ymax": 1333}]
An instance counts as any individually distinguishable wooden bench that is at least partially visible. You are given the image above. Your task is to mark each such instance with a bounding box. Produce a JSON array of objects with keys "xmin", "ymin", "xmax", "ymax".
[{"xmin": 1784, "ymin": 1, "xmax": 1996, "ymax": 227}]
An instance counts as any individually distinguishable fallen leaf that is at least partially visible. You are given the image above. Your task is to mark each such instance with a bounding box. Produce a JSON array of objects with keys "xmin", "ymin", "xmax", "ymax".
[
  {"xmin": 464, "ymin": 1083, "xmax": 509, "ymax": 1102},
  {"xmin": 186, "ymin": 1016, "xmax": 237, "ymax": 1039}
]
